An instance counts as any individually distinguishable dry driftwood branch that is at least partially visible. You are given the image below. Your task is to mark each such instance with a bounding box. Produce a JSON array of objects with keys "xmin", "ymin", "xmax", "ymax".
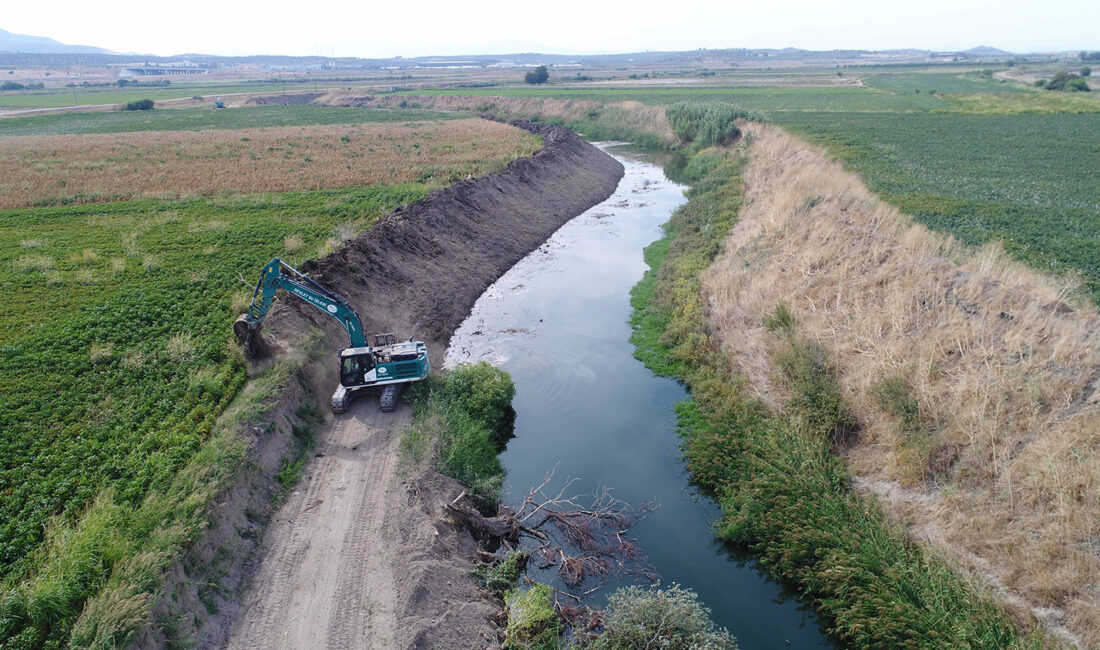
[{"xmin": 450, "ymin": 466, "xmax": 652, "ymax": 591}]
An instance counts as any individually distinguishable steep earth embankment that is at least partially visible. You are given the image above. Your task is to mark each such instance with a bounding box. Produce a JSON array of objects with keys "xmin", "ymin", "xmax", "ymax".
[
  {"xmin": 701, "ymin": 123, "xmax": 1100, "ymax": 647},
  {"xmin": 141, "ymin": 121, "xmax": 623, "ymax": 649}
]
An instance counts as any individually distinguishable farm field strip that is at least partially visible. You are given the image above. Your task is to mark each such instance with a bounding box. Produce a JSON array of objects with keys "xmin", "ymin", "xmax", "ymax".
[
  {"xmin": 0, "ymin": 81, "xmax": 341, "ymax": 110},
  {"xmin": 397, "ymin": 84, "xmax": 951, "ymax": 112},
  {"xmin": 0, "ymin": 117, "xmax": 541, "ymax": 208},
  {"xmin": 0, "ymin": 105, "xmax": 462, "ymax": 137}
]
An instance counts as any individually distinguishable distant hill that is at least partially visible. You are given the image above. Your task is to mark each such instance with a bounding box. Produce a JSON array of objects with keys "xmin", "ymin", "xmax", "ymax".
[
  {"xmin": 0, "ymin": 27, "xmax": 110, "ymax": 54},
  {"xmin": 963, "ymin": 45, "xmax": 1015, "ymax": 57}
]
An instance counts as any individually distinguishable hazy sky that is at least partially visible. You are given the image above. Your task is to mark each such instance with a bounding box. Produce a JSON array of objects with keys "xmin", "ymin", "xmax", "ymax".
[{"xmin": 5, "ymin": 0, "xmax": 1097, "ymax": 57}]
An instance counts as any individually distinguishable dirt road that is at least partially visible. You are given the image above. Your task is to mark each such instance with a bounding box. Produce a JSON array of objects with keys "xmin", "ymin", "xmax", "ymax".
[{"xmin": 225, "ymin": 404, "xmax": 404, "ymax": 649}]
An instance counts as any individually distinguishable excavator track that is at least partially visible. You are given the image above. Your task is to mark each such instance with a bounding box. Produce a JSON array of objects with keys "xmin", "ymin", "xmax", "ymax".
[
  {"xmin": 331, "ymin": 385, "xmax": 350, "ymax": 414},
  {"xmin": 379, "ymin": 384, "xmax": 403, "ymax": 412}
]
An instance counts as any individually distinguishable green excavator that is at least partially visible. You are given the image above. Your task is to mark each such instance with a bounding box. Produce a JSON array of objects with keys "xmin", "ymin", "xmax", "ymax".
[{"xmin": 234, "ymin": 257, "xmax": 430, "ymax": 413}]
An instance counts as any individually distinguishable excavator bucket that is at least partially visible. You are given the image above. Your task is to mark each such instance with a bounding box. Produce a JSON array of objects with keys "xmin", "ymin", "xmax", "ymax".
[{"xmin": 234, "ymin": 314, "xmax": 265, "ymax": 359}]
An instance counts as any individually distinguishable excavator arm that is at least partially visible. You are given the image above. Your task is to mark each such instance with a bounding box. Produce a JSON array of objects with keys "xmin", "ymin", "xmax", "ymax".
[{"xmin": 233, "ymin": 257, "xmax": 367, "ymax": 350}]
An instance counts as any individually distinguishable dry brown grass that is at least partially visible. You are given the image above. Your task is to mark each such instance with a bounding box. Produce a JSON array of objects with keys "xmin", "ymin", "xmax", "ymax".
[
  {"xmin": 0, "ymin": 118, "xmax": 540, "ymax": 209},
  {"xmin": 702, "ymin": 123, "xmax": 1100, "ymax": 647},
  {"xmin": 322, "ymin": 93, "xmax": 677, "ymax": 146},
  {"xmin": 327, "ymin": 92, "xmax": 599, "ymax": 120}
]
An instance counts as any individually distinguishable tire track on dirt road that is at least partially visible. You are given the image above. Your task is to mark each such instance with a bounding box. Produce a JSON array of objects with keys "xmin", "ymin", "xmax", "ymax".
[{"xmin": 224, "ymin": 404, "xmax": 404, "ymax": 649}]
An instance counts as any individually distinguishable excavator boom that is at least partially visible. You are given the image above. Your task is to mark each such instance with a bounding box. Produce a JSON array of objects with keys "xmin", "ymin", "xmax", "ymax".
[{"xmin": 234, "ymin": 257, "xmax": 367, "ymax": 349}]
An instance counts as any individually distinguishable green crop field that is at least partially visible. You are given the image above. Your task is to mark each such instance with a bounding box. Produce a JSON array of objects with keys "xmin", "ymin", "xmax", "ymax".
[
  {"xmin": 0, "ymin": 186, "xmax": 425, "ymax": 571},
  {"xmin": 0, "ymin": 105, "xmax": 542, "ymax": 646},
  {"xmin": 777, "ymin": 111, "xmax": 1100, "ymax": 296},
  {"xmin": 863, "ymin": 71, "xmax": 1028, "ymax": 94},
  {"xmin": 412, "ymin": 73, "xmax": 1100, "ymax": 299},
  {"xmin": 0, "ymin": 185, "xmax": 425, "ymax": 646},
  {"xmin": 0, "ymin": 105, "xmax": 460, "ymax": 137}
]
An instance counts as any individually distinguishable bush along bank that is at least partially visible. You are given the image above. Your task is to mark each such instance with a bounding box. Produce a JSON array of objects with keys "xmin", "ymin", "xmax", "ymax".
[
  {"xmin": 402, "ymin": 362, "xmax": 517, "ymax": 508},
  {"xmin": 628, "ymin": 145, "xmax": 1045, "ymax": 649}
]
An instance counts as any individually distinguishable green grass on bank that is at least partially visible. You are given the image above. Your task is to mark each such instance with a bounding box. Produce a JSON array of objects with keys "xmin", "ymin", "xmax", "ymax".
[
  {"xmin": 402, "ymin": 362, "xmax": 516, "ymax": 506},
  {"xmin": 628, "ymin": 146, "xmax": 1042, "ymax": 649},
  {"xmin": 0, "ymin": 184, "xmax": 428, "ymax": 649},
  {"xmin": 775, "ymin": 111, "xmax": 1100, "ymax": 298},
  {"xmin": 0, "ymin": 105, "xmax": 460, "ymax": 137}
]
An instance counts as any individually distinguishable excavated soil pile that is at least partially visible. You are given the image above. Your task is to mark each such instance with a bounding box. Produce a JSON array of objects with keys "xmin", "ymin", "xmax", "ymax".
[
  {"xmin": 150, "ymin": 122, "xmax": 622, "ymax": 650},
  {"xmin": 297, "ymin": 121, "xmax": 623, "ymax": 354}
]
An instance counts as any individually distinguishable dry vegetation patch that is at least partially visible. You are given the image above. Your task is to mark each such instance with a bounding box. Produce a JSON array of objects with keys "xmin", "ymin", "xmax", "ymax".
[
  {"xmin": 702, "ymin": 124, "xmax": 1100, "ymax": 647},
  {"xmin": 0, "ymin": 118, "xmax": 540, "ymax": 209},
  {"xmin": 321, "ymin": 92, "xmax": 677, "ymax": 146}
]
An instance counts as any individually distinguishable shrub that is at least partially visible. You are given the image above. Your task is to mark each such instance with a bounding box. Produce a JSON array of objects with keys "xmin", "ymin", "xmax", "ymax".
[
  {"xmin": 665, "ymin": 102, "xmax": 763, "ymax": 148},
  {"xmin": 475, "ymin": 550, "xmax": 529, "ymax": 594},
  {"xmin": 1041, "ymin": 70, "xmax": 1088, "ymax": 92},
  {"xmin": 504, "ymin": 585, "xmax": 560, "ymax": 650},
  {"xmin": 524, "ymin": 65, "xmax": 549, "ymax": 85},
  {"xmin": 123, "ymin": 99, "xmax": 154, "ymax": 111},
  {"xmin": 1067, "ymin": 78, "xmax": 1090, "ymax": 92},
  {"xmin": 440, "ymin": 361, "xmax": 516, "ymax": 448},
  {"xmin": 404, "ymin": 362, "xmax": 516, "ymax": 505},
  {"xmin": 762, "ymin": 301, "xmax": 795, "ymax": 332},
  {"xmin": 1, "ymin": 81, "xmax": 24, "ymax": 91},
  {"xmin": 582, "ymin": 584, "xmax": 738, "ymax": 650},
  {"xmin": 1082, "ymin": 66, "xmax": 1092, "ymax": 77},
  {"xmin": 872, "ymin": 375, "xmax": 923, "ymax": 434}
]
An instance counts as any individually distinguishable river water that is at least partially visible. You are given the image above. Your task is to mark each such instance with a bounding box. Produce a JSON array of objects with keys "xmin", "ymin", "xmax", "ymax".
[{"xmin": 445, "ymin": 145, "xmax": 835, "ymax": 648}]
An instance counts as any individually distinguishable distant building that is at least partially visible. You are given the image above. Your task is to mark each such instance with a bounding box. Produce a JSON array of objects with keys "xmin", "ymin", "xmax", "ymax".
[{"xmin": 117, "ymin": 63, "xmax": 208, "ymax": 78}]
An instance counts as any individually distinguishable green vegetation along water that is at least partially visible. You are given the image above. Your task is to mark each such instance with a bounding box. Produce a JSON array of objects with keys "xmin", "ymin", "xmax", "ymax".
[{"xmin": 446, "ymin": 146, "xmax": 836, "ymax": 648}]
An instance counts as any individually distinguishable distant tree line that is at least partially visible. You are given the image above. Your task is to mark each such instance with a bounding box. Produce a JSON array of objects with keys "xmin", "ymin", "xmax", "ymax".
[
  {"xmin": 116, "ymin": 78, "xmax": 172, "ymax": 87},
  {"xmin": 1, "ymin": 81, "xmax": 45, "ymax": 91},
  {"xmin": 1080, "ymin": 51, "xmax": 1100, "ymax": 62}
]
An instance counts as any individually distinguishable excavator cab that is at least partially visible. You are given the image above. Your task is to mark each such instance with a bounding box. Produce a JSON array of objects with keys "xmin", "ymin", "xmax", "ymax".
[{"xmin": 339, "ymin": 350, "xmax": 375, "ymax": 387}]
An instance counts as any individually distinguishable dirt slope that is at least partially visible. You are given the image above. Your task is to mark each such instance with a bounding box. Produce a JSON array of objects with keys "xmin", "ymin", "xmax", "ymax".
[{"xmin": 140, "ymin": 121, "xmax": 623, "ymax": 649}]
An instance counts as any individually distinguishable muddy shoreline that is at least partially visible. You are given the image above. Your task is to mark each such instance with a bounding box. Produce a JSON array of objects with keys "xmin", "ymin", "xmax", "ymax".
[{"xmin": 139, "ymin": 122, "xmax": 623, "ymax": 648}]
